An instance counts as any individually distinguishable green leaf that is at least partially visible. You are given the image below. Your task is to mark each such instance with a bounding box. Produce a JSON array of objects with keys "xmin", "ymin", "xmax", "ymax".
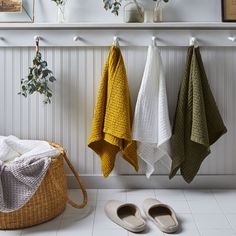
[
  {"xmin": 28, "ymin": 74, "xmax": 33, "ymax": 80},
  {"xmin": 33, "ymin": 58, "xmax": 37, "ymax": 65},
  {"xmin": 42, "ymin": 70, "xmax": 49, "ymax": 77},
  {"xmin": 49, "ymin": 76, "xmax": 56, "ymax": 82},
  {"xmin": 41, "ymin": 61, "xmax": 47, "ymax": 68}
]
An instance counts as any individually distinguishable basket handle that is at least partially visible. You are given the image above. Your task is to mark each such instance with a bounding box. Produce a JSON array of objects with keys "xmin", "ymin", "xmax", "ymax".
[{"xmin": 63, "ymin": 152, "xmax": 88, "ymax": 209}]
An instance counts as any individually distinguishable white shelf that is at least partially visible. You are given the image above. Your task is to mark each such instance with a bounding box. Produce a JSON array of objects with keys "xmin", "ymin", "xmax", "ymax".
[
  {"xmin": 1, "ymin": 22, "xmax": 236, "ymax": 47},
  {"xmin": 1, "ymin": 22, "xmax": 236, "ymax": 29}
]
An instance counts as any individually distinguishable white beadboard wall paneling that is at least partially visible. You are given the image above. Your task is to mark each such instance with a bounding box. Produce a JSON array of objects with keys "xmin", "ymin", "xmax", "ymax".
[
  {"xmin": 69, "ymin": 48, "xmax": 78, "ymax": 171},
  {"xmin": 1, "ymin": 46, "xmax": 236, "ymax": 186},
  {"xmin": 78, "ymin": 48, "xmax": 87, "ymax": 173},
  {"xmin": 0, "ymin": 49, "xmax": 4, "ymax": 135},
  {"xmin": 46, "ymin": 48, "xmax": 55, "ymax": 142},
  {"xmin": 21, "ymin": 48, "xmax": 30, "ymax": 139},
  {"xmin": 92, "ymin": 47, "xmax": 106, "ymax": 175},
  {"xmin": 85, "ymin": 48, "xmax": 94, "ymax": 174}
]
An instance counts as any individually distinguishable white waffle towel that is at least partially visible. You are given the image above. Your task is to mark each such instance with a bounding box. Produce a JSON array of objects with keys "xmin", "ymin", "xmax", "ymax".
[
  {"xmin": 0, "ymin": 136, "xmax": 60, "ymax": 212},
  {"xmin": 132, "ymin": 45, "xmax": 172, "ymax": 178}
]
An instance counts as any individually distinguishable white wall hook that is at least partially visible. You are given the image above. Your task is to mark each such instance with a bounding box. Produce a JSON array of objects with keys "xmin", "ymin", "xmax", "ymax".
[
  {"xmin": 228, "ymin": 36, "xmax": 236, "ymax": 42},
  {"xmin": 34, "ymin": 35, "xmax": 40, "ymax": 42},
  {"xmin": 73, "ymin": 36, "xmax": 80, "ymax": 42},
  {"xmin": 189, "ymin": 37, "xmax": 197, "ymax": 46},
  {"xmin": 113, "ymin": 36, "xmax": 120, "ymax": 47},
  {"xmin": 34, "ymin": 35, "xmax": 40, "ymax": 53},
  {"xmin": 152, "ymin": 36, "xmax": 157, "ymax": 46}
]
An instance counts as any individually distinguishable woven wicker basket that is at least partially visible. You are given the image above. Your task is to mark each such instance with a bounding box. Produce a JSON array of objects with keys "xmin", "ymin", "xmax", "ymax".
[{"xmin": 0, "ymin": 143, "xmax": 88, "ymax": 230}]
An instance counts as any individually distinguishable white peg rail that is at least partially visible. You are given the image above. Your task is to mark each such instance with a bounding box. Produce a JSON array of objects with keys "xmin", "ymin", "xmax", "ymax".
[{"xmin": 0, "ymin": 23, "xmax": 236, "ymax": 47}]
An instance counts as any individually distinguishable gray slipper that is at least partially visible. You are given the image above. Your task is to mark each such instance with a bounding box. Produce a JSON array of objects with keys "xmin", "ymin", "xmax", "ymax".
[
  {"xmin": 104, "ymin": 200, "xmax": 146, "ymax": 233},
  {"xmin": 143, "ymin": 198, "xmax": 179, "ymax": 234}
]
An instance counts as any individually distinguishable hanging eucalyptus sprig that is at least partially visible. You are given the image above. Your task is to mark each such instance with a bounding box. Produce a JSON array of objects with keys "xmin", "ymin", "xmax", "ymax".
[{"xmin": 19, "ymin": 38, "xmax": 56, "ymax": 104}]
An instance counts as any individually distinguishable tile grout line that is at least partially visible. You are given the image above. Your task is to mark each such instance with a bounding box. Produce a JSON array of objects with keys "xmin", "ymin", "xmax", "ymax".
[
  {"xmin": 55, "ymin": 214, "xmax": 64, "ymax": 236},
  {"xmin": 57, "ymin": 189, "xmax": 83, "ymax": 236},
  {"xmin": 210, "ymin": 189, "xmax": 236, "ymax": 233},
  {"xmin": 154, "ymin": 188, "xmax": 157, "ymax": 199},
  {"xmin": 183, "ymin": 189, "xmax": 202, "ymax": 236},
  {"xmin": 91, "ymin": 189, "xmax": 99, "ymax": 236}
]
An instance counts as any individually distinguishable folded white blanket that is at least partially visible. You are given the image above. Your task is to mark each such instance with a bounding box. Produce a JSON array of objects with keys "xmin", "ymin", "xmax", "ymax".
[
  {"xmin": 0, "ymin": 136, "xmax": 59, "ymax": 163},
  {"xmin": 0, "ymin": 136, "xmax": 19, "ymax": 162},
  {"xmin": 0, "ymin": 136, "xmax": 60, "ymax": 212},
  {"xmin": 132, "ymin": 45, "xmax": 172, "ymax": 178}
]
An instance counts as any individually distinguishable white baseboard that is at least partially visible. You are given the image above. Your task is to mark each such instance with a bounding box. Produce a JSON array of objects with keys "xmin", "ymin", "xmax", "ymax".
[{"xmin": 67, "ymin": 175, "xmax": 236, "ymax": 189}]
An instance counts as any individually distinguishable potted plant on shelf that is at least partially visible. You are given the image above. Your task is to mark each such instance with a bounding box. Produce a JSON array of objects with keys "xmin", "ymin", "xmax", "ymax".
[{"xmin": 103, "ymin": 0, "xmax": 169, "ymax": 23}]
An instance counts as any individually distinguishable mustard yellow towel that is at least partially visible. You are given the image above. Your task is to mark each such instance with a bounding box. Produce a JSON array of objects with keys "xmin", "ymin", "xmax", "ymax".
[{"xmin": 88, "ymin": 46, "xmax": 139, "ymax": 177}]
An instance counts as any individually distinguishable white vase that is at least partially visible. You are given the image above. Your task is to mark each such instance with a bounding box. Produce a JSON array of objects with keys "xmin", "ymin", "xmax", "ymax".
[
  {"xmin": 123, "ymin": 0, "xmax": 144, "ymax": 23},
  {"xmin": 153, "ymin": 1, "xmax": 163, "ymax": 22},
  {"xmin": 57, "ymin": 3, "xmax": 66, "ymax": 23}
]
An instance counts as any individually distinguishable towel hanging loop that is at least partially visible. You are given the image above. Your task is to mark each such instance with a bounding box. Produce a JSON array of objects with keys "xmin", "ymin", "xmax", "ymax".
[
  {"xmin": 34, "ymin": 35, "xmax": 40, "ymax": 54},
  {"xmin": 113, "ymin": 36, "xmax": 120, "ymax": 47}
]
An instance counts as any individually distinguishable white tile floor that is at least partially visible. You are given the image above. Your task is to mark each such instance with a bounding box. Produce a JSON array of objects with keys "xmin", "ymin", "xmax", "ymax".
[{"xmin": 1, "ymin": 189, "xmax": 236, "ymax": 236}]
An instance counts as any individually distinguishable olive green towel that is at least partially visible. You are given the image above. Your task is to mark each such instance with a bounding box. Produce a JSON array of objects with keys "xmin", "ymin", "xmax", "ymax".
[{"xmin": 169, "ymin": 46, "xmax": 227, "ymax": 183}]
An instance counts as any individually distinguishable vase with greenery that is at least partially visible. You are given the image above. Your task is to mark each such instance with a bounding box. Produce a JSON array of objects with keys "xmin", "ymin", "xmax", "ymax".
[
  {"xmin": 123, "ymin": 0, "xmax": 144, "ymax": 23},
  {"xmin": 103, "ymin": 0, "xmax": 169, "ymax": 23},
  {"xmin": 19, "ymin": 45, "xmax": 56, "ymax": 104},
  {"xmin": 51, "ymin": 0, "xmax": 66, "ymax": 23},
  {"xmin": 153, "ymin": 0, "xmax": 169, "ymax": 22}
]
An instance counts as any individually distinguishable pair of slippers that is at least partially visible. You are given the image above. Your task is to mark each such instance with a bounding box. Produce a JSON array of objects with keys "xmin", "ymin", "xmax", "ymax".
[{"xmin": 105, "ymin": 198, "xmax": 179, "ymax": 234}]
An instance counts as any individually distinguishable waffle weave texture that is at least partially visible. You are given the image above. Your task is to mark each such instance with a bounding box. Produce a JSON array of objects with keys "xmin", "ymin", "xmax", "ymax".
[
  {"xmin": 170, "ymin": 46, "xmax": 227, "ymax": 183},
  {"xmin": 88, "ymin": 45, "xmax": 138, "ymax": 177}
]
